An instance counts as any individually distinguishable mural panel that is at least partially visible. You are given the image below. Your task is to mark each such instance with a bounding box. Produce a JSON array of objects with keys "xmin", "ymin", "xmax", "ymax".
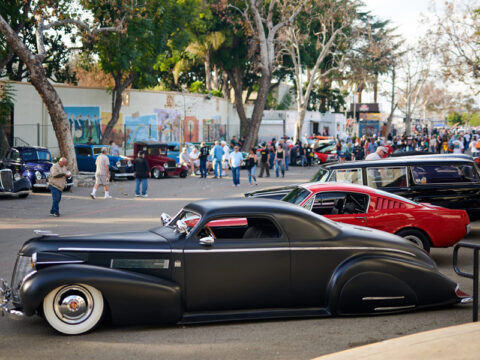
[
  {"xmin": 101, "ymin": 112, "xmax": 124, "ymax": 145},
  {"xmin": 202, "ymin": 116, "xmax": 225, "ymax": 142},
  {"xmin": 184, "ymin": 116, "xmax": 199, "ymax": 143},
  {"xmin": 124, "ymin": 113, "xmax": 157, "ymax": 150},
  {"xmin": 65, "ymin": 106, "xmax": 101, "ymax": 144},
  {"xmin": 154, "ymin": 109, "xmax": 181, "ymax": 143}
]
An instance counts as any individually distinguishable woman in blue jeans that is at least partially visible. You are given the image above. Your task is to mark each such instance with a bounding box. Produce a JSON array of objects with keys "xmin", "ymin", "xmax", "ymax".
[
  {"xmin": 246, "ymin": 148, "xmax": 258, "ymax": 185},
  {"xmin": 274, "ymin": 145, "xmax": 285, "ymax": 177}
]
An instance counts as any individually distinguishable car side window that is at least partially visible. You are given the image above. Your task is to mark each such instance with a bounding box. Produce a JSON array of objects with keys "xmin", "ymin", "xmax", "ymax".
[
  {"xmin": 411, "ymin": 164, "xmax": 479, "ymax": 184},
  {"xmin": 330, "ymin": 169, "xmax": 363, "ymax": 185},
  {"xmin": 367, "ymin": 167, "xmax": 407, "ymax": 188},
  {"xmin": 205, "ymin": 216, "xmax": 281, "ymax": 240},
  {"xmin": 311, "ymin": 192, "xmax": 368, "ymax": 215},
  {"xmin": 77, "ymin": 147, "xmax": 91, "ymax": 156},
  {"xmin": 9, "ymin": 150, "xmax": 19, "ymax": 161}
]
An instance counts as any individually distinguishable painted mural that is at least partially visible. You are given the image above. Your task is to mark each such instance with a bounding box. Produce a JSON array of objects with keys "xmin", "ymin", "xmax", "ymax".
[
  {"xmin": 202, "ymin": 116, "xmax": 225, "ymax": 142},
  {"xmin": 184, "ymin": 116, "xmax": 199, "ymax": 143},
  {"xmin": 154, "ymin": 109, "xmax": 181, "ymax": 143},
  {"xmin": 101, "ymin": 112, "xmax": 124, "ymax": 146},
  {"xmin": 65, "ymin": 106, "xmax": 101, "ymax": 144},
  {"xmin": 124, "ymin": 113, "xmax": 158, "ymax": 150}
]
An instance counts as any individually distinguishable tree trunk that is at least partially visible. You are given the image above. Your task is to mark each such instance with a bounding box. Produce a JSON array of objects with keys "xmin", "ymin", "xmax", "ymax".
[
  {"xmin": 205, "ymin": 54, "xmax": 212, "ymax": 92},
  {"xmin": 227, "ymin": 68, "xmax": 248, "ymax": 138},
  {"xmin": 294, "ymin": 106, "xmax": 307, "ymax": 144},
  {"xmin": 0, "ymin": 14, "xmax": 78, "ymax": 173},
  {"xmin": 0, "ymin": 124, "xmax": 10, "ymax": 157},
  {"xmin": 405, "ymin": 114, "xmax": 412, "ymax": 136},
  {"xmin": 385, "ymin": 68, "xmax": 396, "ymax": 137},
  {"xmin": 373, "ymin": 74, "xmax": 378, "ymax": 103},
  {"xmin": 101, "ymin": 74, "xmax": 134, "ymax": 144},
  {"xmin": 244, "ymin": 71, "xmax": 271, "ymax": 150}
]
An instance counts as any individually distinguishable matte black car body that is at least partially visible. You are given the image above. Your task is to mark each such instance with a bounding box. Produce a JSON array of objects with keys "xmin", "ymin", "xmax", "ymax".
[
  {"xmin": 0, "ymin": 199, "xmax": 466, "ymax": 334},
  {"xmin": 0, "ymin": 168, "xmax": 30, "ymax": 198},
  {"xmin": 246, "ymin": 154, "xmax": 480, "ymax": 221}
]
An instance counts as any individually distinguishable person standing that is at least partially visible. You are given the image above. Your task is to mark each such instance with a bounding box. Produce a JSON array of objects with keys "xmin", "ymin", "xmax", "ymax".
[
  {"xmin": 109, "ymin": 140, "xmax": 120, "ymax": 156},
  {"xmin": 90, "ymin": 147, "xmax": 112, "ymax": 199},
  {"xmin": 365, "ymin": 146, "xmax": 387, "ymax": 160},
  {"xmin": 269, "ymin": 139, "xmax": 276, "ymax": 169},
  {"xmin": 212, "ymin": 140, "xmax": 224, "ymax": 178},
  {"xmin": 133, "ymin": 150, "xmax": 150, "ymax": 197},
  {"xmin": 282, "ymin": 138, "xmax": 290, "ymax": 170},
  {"xmin": 221, "ymin": 140, "xmax": 230, "ymax": 176},
  {"xmin": 275, "ymin": 144, "xmax": 285, "ymax": 178},
  {"xmin": 246, "ymin": 148, "xmax": 258, "ymax": 185},
  {"xmin": 198, "ymin": 142, "xmax": 209, "ymax": 178},
  {"xmin": 229, "ymin": 145, "xmax": 243, "ymax": 187},
  {"xmin": 258, "ymin": 143, "xmax": 270, "ymax": 177},
  {"xmin": 48, "ymin": 157, "xmax": 71, "ymax": 217}
]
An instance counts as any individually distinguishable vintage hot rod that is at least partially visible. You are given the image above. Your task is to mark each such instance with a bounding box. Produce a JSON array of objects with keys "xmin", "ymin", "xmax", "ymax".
[{"xmin": 0, "ymin": 199, "xmax": 471, "ymax": 335}]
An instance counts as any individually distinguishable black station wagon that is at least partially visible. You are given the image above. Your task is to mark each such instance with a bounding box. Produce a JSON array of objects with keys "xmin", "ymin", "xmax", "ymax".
[{"xmin": 246, "ymin": 155, "xmax": 480, "ymax": 221}]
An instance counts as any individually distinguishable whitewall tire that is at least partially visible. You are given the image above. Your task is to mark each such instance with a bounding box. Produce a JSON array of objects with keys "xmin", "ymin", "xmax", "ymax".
[{"xmin": 43, "ymin": 283, "xmax": 104, "ymax": 335}]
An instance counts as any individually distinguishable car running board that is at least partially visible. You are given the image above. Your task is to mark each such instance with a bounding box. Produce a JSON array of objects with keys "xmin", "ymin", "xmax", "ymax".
[{"xmin": 180, "ymin": 307, "xmax": 330, "ymax": 324}]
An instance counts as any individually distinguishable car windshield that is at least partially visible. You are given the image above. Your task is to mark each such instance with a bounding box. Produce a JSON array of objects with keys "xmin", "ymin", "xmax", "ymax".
[
  {"xmin": 310, "ymin": 168, "xmax": 330, "ymax": 182},
  {"xmin": 21, "ymin": 150, "xmax": 51, "ymax": 162},
  {"xmin": 93, "ymin": 147, "xmax": 104, "ymax": 155},
  {"xmin": 148, "ymin": 147, "xmax": 167, "ymax": 156},
  {"xmin": 282, "ymin": 187, "xmax": 311, "ymax": 205},
  {"xmin": 171, "ymin": 210, "xmax": 201, "ymax": 231}
]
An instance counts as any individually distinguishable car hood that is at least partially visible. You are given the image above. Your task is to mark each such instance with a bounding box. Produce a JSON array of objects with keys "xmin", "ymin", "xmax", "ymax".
[
  {"xmin": 24, "ymin": 161, "xmax": 52, "ymax": 172},
  {"xmin": 19, "ymin": 230, "xmax": 170, "ymax": 256},
  {"xmin": 245, "ymin": 184, "xmax": 298, "ymax": 199}
]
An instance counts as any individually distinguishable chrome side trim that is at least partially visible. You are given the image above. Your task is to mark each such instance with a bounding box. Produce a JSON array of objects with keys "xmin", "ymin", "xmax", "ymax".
[
  {"xmin": 374, "ymin": 305, "xmax": 415, "ymax": 311},
  {"xmin": 36, "ymin": 260, "xmax": 84, "ymax": 265},
  {"xmin": 58, "ymin": 246, "xmax": 415, "ymax": 257},
  {"xmin": 58, "ymin": 247, "xmax": 172, "ymax": 253},
  {"xmin": 362, "ymin": 296, "xmax": 405, "ymax": 301}
]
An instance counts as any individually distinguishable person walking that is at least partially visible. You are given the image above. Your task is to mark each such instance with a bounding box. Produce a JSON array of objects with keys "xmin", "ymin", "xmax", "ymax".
[
  {"xmin": 48, "ymin": 157, "xmax": 71, "ymax": 217},
  {"xmin": 246, "ymin": 148, "xmax": 258, "ymax": 185},
  {"xmin": 90, "ymin": 147, "xmax": 112, "ymax": 199},
  {"xmin": 133, "ymin": 150, "xmax": 150, "ymax": 197},
  {"xmin": 229, "ymin": 145, "xmax": 243, "ymax": 187},
  {"xmin": 212, "ymin": 140, "xmax": 224, "ymax": 178},
  {"xmin": 198, "ymin": 142, "xmax": 209, "ymax": 178},
  {"xmin": 258, "ymin": 143, "xmax": 270, "ymax": 177},
  {"xmin": 275, "ymin": 144, "xmax": 285, "ymax": 178}
]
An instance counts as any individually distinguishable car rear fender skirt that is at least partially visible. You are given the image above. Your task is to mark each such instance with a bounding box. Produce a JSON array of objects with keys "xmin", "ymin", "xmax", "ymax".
[
  {"xmin": 326, "ymin": 255, "xmax": 457, "ymax": 315},
  {"xmin": 20, "ymin": 264, "xmax": 182, "ymax": 324}
]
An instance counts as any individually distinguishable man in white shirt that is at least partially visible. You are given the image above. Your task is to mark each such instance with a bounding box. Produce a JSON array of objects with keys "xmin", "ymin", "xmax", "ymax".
[
  {"xmin": 365, "ymin": 146, "xmax": 387, "ymax": 161},
  {"xmin": 229, "ymin": 146, "xmax": 243, "ymax": 187},
  {"xmin": 221, "ymin": 140, "xmax": 230, "ymax": 176}
]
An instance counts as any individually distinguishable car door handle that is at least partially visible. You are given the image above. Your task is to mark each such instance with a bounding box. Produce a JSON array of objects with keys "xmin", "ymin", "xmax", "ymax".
[{"xmin": 354, "ymin": 216, "xmax": 366, "ymax": 221}]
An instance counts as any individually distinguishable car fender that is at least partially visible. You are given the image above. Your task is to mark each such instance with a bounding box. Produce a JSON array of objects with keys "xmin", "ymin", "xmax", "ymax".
[
  {"xmin": 21, "ymin": 264, "xmax": 183, "ymax": 324},
  {"xmin": 326, "ymin": 254, "xmax": 457, "ymax": 315},
  {"xmin": 152, "ymin": 165, "xmax": 166, "ymax": 172}
]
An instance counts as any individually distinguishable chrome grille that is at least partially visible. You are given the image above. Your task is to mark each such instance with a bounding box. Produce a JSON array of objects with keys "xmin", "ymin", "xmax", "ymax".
[
  {"xmin": 0, "ymin": 169, "xmax": 13, "ymax": 192},
  {"xmin": 168, "ymin": 160, "xmax": 177, "ymax": 168},
  {"xmin": 11, "ymin": 255, "xmax": 35, "ymax": 304},
  {"xmin": 119, "ymin": 159, "xmax": 127, "ymax": 167}
]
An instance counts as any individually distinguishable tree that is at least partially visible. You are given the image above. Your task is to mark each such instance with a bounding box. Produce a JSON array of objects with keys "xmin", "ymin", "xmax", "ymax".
[
  {"xmin": 426, "ymin": 1, "xmax": 480, "ymax": 94},
  {"xmin": 227, "ymin": 0, "xmax": 307, "ymax": 150},
  {"xmin": 280, "ymin": 0, "xmax": 358, "ymax": 142},
  {"xmin": 0, "ymin": 1, "xmax": 123, "ymax": 172},
  {"xmin": 0, "ymin": 81, "xmax": 15, "ymax": 156},
  {"xmin": 396, "ymin": 49, "xmax": 431, "ymax": 136},
  {"xmin": 86, "ymin": 0, "xmax": 201, "ymax": 144}
]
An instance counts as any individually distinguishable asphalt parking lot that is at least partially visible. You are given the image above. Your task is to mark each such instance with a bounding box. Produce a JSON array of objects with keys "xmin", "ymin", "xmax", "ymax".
[{"xmin": 0, "ymin": 165, "xmax": 478, "ymax": 360}]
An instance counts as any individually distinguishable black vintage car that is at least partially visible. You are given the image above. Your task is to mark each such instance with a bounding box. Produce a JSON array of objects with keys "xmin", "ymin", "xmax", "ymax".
[
  {"xmin": 0, "ymin": 199, "xmax": 470, "ymax": 335},
  {"xmin": 246, "ymin": 154, "xmax": 480, "ymax": 221},
  {"xmin": 0, "ymin": 168, "xmax": 31, "ymax": 198}
]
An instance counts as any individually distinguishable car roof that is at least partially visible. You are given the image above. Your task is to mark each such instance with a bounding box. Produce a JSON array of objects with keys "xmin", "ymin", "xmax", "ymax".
[
  {"xmin": 300, "ymin": 182, "xmax": 377, "ymax": 195},
  {"xmin": 321, "ymin": 154, "xmax": 474, "ymax": 169},
  {"xmin": 13, "ymin": 146, "xmax": 49, "ymax": 151},
  {"xmin": 135, "ymin": 141, "xmax": 168, "ymax": 146}
]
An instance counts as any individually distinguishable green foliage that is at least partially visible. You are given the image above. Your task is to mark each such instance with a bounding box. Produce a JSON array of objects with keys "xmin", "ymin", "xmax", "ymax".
[
  {"xmin": 0, "ymin": 82, "xmax": 15, "ymax": 126},
  {"xmin": 446, "ymin": 111, "xmax": 480, "ymax": 126},
  {"xmin": 189, "ymin": 81, "xmax": 206, "ymax": 93},
  {"xmin": 210, "ymin": 89, "xmax": 223, "ymax": 97}
]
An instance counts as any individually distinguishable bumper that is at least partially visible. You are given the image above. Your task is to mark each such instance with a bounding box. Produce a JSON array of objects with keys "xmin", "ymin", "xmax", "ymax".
[
  {"xmin": 0, "ymin": 280, "xmax": 24, "ymax": 319},
  {"xmin": 114, "ymin": 172, "xmax": 133, "ymax": 178}
]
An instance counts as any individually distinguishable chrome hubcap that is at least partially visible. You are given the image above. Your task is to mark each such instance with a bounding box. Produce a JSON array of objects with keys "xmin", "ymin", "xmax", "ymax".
[
  {"xmin": 153, "ymin": 169, "xmax": 160, "ymax": 177},
  {"xmin": 53, "ymin": 285, "xmax": 93, "ymax": 324},
  {"xmin": 403, "ymin": 235, "xmax": 424, "ymax": 249}
]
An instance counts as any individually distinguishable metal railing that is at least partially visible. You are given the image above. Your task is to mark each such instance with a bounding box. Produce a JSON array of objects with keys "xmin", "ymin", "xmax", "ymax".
[{"xmin": 453, "ymin": 242, "xmax": 480, "ymax": 321}]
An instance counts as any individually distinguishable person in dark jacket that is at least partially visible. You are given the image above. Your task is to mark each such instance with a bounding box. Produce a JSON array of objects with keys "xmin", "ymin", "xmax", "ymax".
[{"xmin": 134, "ymin": 151, "xmax": 150, "ymax": 197}]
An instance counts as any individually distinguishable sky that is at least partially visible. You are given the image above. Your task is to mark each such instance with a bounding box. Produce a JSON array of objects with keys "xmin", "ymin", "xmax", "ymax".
[{"xmin": 361, "ymin": 0, "xmax": 433, "ymax": 44}]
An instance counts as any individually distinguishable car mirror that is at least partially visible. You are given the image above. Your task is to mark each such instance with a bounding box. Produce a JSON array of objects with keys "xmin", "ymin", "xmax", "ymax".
[
  {"xmin": 176, "ymin": 220, "xmax": 188, "ymax": 234},
  {"xmin": 161, "ymin": 213, "xmax": 172, "ymax": 226},
  {"xmin": 199, "ymin": 236, "xmax": 214, "ymax": 246}
]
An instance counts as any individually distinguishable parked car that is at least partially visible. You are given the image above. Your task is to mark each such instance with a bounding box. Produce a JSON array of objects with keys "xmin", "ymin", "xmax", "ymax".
[
  {"xmin": 0, "ymin": 168, "xmax": 30, "ymax": 198},
  {"xmin": 314, "ymin": 144, "xmax": 338, "ymax": 164},
  {"xmin": 282, "ymin": 183, "xmax": 470, "ymax": 251},
  {"xmin": 75, "ymin": 144, "xmax": 133, "ymax": 180},
  {"xmin": 1, "ymin": 146, "xmax": 72, "ymax": 191},
  {"xmin": 246, "ymin": 154, "xmax": 480, "ymax": 221},
  {"xmin": 0, "ymin": 199, "xmax": 470, "ymax": 335},
  {"xmin": 133, "ymin": 141, "xmax": 188, "ymax": 178}
]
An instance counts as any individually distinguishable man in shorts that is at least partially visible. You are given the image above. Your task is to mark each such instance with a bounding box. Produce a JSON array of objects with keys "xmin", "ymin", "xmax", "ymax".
[{"xmin": 90, "ymin": 147, "xmax": 112, "ymax": 199}]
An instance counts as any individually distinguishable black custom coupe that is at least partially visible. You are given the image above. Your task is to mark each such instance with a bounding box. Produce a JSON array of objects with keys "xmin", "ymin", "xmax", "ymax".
[{"xmin": 0, "ymin": 199, "xmax": 470, "ymax": 335}]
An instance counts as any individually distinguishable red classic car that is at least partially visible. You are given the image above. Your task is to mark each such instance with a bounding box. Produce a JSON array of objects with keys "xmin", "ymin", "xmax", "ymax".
[
  {"xmin": 133, "ymin": 141, "xmax": 188, "ymax": 179},
  {"xmin": 282, "ymin": 183, "xmax": 470, "ymax": 252}
]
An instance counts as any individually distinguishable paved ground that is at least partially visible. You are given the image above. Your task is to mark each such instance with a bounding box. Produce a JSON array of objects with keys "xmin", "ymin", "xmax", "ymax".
[{"xmin": 0, "ymin": 165, "xmax": 478, "ymax": 360}]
